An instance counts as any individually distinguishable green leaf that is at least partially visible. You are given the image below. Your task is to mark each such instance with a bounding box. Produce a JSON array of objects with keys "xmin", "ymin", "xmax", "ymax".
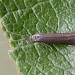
[{"xmin": 0, "ymin": 0, "xmax": 75, "ymax": 75}]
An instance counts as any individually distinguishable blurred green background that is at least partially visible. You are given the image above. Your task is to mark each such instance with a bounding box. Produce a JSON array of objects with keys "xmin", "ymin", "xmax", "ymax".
[{"xmin": 0, "ymin": 28, "xmax": 18, "ymax": 75}]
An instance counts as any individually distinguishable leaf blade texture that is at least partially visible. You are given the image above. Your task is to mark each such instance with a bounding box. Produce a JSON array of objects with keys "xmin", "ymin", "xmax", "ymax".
[{"xmin": 0, "ymin": 0, "xmax": 75, "ymax": 75}]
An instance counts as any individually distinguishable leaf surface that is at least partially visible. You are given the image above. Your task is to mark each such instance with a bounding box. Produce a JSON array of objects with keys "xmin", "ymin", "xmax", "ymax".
[{"xmin": 0, "ymin": 0, "xmax": 75, "ymax": 75}]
